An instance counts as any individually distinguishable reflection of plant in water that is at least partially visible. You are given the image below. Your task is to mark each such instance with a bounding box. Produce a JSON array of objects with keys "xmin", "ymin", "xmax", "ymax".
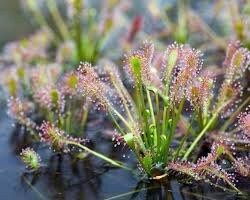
[
  {"xmin": 20, "ymin": 149, "xmax": 108, "ymax": 199},
  {"xmin": 73, "ymin": 41, "xmax": 249, "ymax": 192}
]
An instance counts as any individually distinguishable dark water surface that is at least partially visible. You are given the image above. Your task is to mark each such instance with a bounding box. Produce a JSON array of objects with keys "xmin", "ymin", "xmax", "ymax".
[{"xmin": 0, "ymin": 1, "xmax": 34, "ymax": 198}]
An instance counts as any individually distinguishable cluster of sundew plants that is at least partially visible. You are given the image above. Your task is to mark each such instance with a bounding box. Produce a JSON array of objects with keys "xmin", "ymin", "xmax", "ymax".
[
  {"xmin": 22, "ymin": 0, "xmax": 142, "ymax": 64},
  {"xmin": 0, "ymin": 0, "xmax": 146, "ymax": 180},
  {"xmin": 0, "ymin": 5, "xmax": 249, "ymax": 192},
  {"xmin": 0, "ymin": 29, "xmax": 90, "ymax": 137},
  {"xmin": 0, "ymin": 29, "xmax": 99, "ymax": 161},
  {"xmin": 68, "ymin": 41, "xmax": 250, "ymax": 192},
  {"xmin": 0, "ymin": 28, "xmax": 128, "ymax": 171},
  {"xmin": 0, "ymin": 0, "xmax": 143, "ymax": 138}
]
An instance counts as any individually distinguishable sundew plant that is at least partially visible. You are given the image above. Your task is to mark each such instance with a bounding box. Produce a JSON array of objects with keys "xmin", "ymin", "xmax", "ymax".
[
  {"xmin": 0, "ymin": 29, "xmax": 128, "ymax": 174},
  {"xmin": 75, "ymin": 41, "xmax": 250, "ymax": 192}
]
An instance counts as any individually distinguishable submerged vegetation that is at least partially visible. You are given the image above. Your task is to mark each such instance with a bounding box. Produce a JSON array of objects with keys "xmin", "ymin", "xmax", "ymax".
[{"xmin": 0, "ymin": 0, "xmax": 250, "ymax": 199}]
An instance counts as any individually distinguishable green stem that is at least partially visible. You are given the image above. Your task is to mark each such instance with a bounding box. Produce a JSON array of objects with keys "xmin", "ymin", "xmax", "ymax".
[
  {"xmin": 165, "ymin": 100, "xmax": 184, "ymax": 159},
  {"xmin": 155, "ymin": 93, "xmax": 159, "ymax": 113},
  {"xmin": 184, "ymin": 98, "xmax": 233, "ymax": 160},
  {"xmin": 73, "ymin": 0, "xmax": 83, "ymax": 62},
  {"xmin": 197, "ymin": 107, "xmax": 203, "ymax": 130},
  {"xmin": 22, "ymin": 176, "xmax": 48, "ymax": 200},
  {"xmin": 109, "ymin": 112, "xmax": 126, "ymax": 135},
  {"xmin": 66, "ymin": 141, "xmax": 131, "ymax": 170},
  {"xmin": 175, "ymin": 0, "xmax": 188, "ymax": 43},
  {"xmin": 48, "ymin": 111, "xmax": 54, "ymax": 123},
  {"xmin": 80, "ymin": 103, "xmax": 89, "ymax": 132},
  {"xmin": 183, "ymin": 114, "xmax": 217, "ymax": 160},
  {"xmin": 26, "ymin": 0, "xmax": 59, "ymax": 43},
  {"xmin": 173, "ymin": 114, "xmax": 195, "ymax": 160},
  {"xmin": 47, "ymin": 0, "xmax": 70, "ymax": 40},
  {"xmin": 104, "ymin": 186, "xmax": 159, "ymax": 200},
  {"xmin": 66, "ymin": 111, "xmax": 71, "ymax": 134},
  {"xmin": 110, "ymin": 107, "xmax": 131, "ymax": 132},
  {"xmin": 162, "ymin": 106, "xmax": 167, "ymax": 136},
  {"xmin": 112, "ymin": 80, "xmax": 134, "ymax": 123},
  {"xmin": 155, "ymin": 92, "xmax": 161, "ymax": 134},
  {"xmin": 65, "ymin": 101, "xmax": 72, "ymax": 133},
  {"xmin": 146, "ymin": 89, "xmax": 157, "ymax": 146}
]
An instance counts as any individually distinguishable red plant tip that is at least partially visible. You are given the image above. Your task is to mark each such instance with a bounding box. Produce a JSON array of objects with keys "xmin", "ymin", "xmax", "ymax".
[
  {"xmin": 238, "ymin": 111, "xmax": 250, "ymax": 136},
  {"xmin": 168, "ymin": 154, "xmax": 236, "ymax": 187},
  {"xmin": 161, "ymin": 43, "xmax": 182, "ymax": 90},
  {"xmin": 162, "ymin": 43, "xmax": 181, "ymax": 75},
  {"xmin": 168, "ymin": 138, "xmax": 238, "ymax": 188},
  {"xmin": 168, "ymin": 161, "xmax": 197, "ymax": 178},
  {"xmin": 76, "ymin": 62, "xmax": 109, "ymax": 110},
  {"xmin": 112, "ymin": 133, "xmax": 126, "ymax": 147},
  {"xmin": 20, "ymin": 147, "xmax": 41, "ymax": 170},
  {"xmin": 126, "ymin": 15, "xmax": 143, "ymax": 43},
  {"xmin": 124, "ymin": 41, "xmax": 153, "ymax": 79}
]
